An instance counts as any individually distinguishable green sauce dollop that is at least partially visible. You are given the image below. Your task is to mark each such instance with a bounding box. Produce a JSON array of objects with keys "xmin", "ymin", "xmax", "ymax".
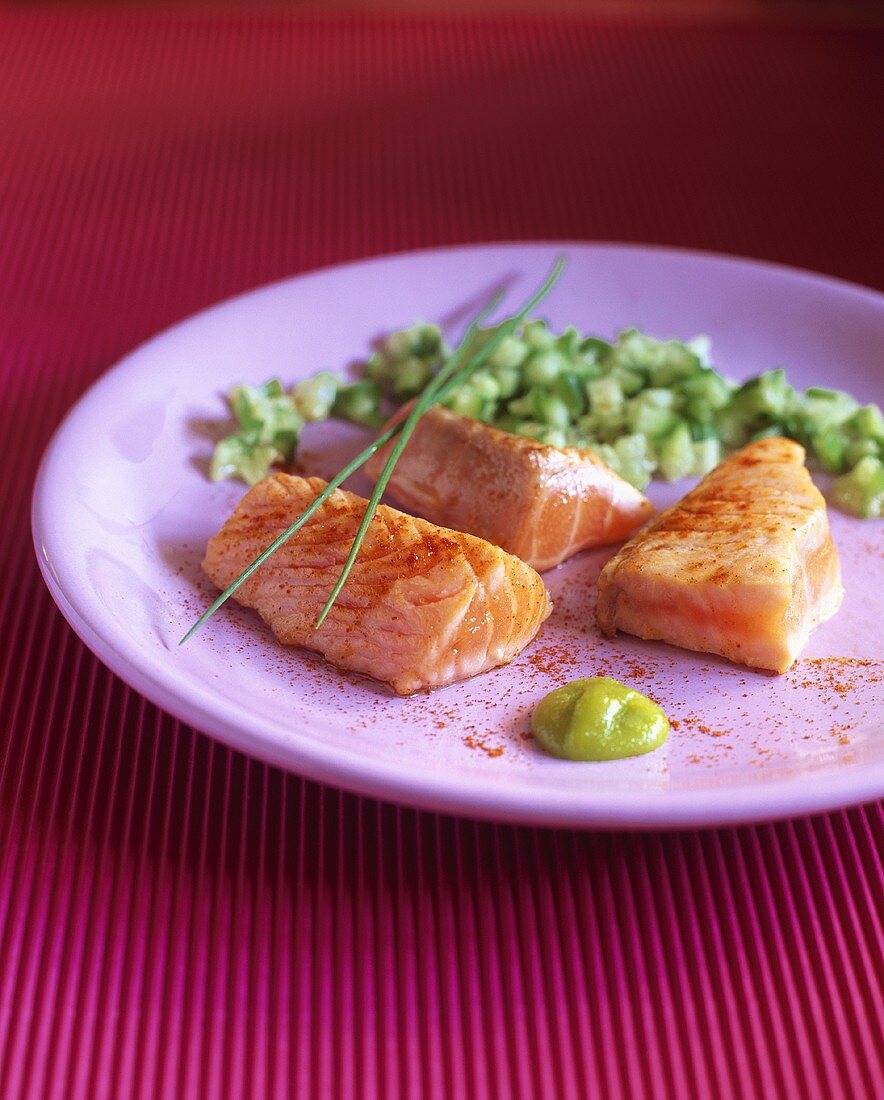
[{"xmin": 531, "ymin": 676, "xmax": 669, "ymax": 761}]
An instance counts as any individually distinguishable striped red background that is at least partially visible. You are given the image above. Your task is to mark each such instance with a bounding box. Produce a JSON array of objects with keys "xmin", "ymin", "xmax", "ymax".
[{"xmin": 1, "ymin": 11, "xmax": 882, "ymax": 1098}]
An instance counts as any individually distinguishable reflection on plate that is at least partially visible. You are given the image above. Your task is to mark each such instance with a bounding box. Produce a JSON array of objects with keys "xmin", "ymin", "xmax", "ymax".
[{"xmin": 32, "ymin": 243, "xmax": 884, "ymax": 827}]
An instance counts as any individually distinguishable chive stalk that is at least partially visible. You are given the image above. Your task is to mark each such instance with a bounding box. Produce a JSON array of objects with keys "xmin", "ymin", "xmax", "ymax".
[{"xmin": 180, "ymin": 256, "xmax": 566, "ymax": 644}]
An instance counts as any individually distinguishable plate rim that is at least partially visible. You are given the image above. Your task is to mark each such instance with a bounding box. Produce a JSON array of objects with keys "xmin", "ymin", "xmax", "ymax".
[{"xmin": 31, "ymin": 240, "xmax": 884, "ymax": 829}]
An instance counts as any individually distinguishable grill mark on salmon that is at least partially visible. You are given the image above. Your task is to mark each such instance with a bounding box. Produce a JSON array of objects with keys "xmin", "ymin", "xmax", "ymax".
[
  {"xmin": 202, "ymin": 473, "xmax": 552, "ymax": 694},
  {"xmin": 364, "ymin": 404, "xmax": 654, "ymax": 572},
  {"xmin": 596, "ymin": 437, "xmax": 843, "ymax": 673}
]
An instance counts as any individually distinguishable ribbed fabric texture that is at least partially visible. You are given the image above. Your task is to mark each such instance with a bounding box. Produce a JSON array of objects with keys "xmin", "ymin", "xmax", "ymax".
[{"xmin": 1, "ymin": 11, "xmax": 882, "ymax": 1099}]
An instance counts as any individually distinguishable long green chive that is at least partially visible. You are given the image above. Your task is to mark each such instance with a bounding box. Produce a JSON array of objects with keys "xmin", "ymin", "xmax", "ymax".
[{"xmin": 180, "ymin": 256, "xmax": 566, "ymax": 644}]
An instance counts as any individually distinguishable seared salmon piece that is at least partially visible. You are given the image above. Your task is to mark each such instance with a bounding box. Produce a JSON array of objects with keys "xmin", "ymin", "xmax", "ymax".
[
  {"xmin": 596, "ymin": 437, "xmax": 843, "ymax": 673},
  {"xmin": 364, "ymin": 404, "xmax": 653, "ymax": 571},
  {"xmin": 202, "ymin": 474, "xmax": 552, "ymax": 694}
]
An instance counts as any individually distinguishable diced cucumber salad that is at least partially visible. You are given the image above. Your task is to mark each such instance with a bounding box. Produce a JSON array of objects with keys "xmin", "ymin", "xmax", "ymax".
[{"xmin": 210, "ymin": 319, "xmax": 883, "ymax": 519}]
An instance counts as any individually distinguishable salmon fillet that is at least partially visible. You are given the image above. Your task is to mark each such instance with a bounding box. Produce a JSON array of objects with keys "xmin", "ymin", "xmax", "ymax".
[
  {"xmin": 202, "ymin": 473, "xmax": 552, "ymax": 694},
  {"xmin": 596, "ymin": 437, "xmax": 843, "ymax": 673},
  {"xmin": 364, "ymin": 404, "xmax": 654, "ymax": 571}
]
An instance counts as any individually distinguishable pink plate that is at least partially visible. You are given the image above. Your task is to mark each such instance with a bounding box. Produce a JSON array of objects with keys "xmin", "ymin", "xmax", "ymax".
[{"xmin": 32, "ymin": 243, "xmax": 884, "ymax": 827}]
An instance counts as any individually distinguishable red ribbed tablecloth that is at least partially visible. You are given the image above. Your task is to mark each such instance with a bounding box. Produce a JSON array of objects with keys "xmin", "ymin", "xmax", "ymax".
[{"xmin": 2, "ymin": 10, "xmax": 882, "ymax": 1098}]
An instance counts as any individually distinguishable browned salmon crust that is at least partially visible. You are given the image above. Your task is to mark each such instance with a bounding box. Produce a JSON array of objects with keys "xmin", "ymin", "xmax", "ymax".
[
  {"xmin": 596, "ymin": 437, "xmax": 843, "ymax": 673},
  {"xmin": 365, "ymin": 404, "xmax": 654, "ymax": 571},
  {"xmin": 202, "ymin": 474, "xmax": 552, "ymax": 694}
]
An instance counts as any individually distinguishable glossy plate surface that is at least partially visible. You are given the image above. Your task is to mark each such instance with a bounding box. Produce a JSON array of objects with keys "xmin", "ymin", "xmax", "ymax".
[{"xmin": 32, "ymin": 243, "xmax": 884, "ymax": 827}]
